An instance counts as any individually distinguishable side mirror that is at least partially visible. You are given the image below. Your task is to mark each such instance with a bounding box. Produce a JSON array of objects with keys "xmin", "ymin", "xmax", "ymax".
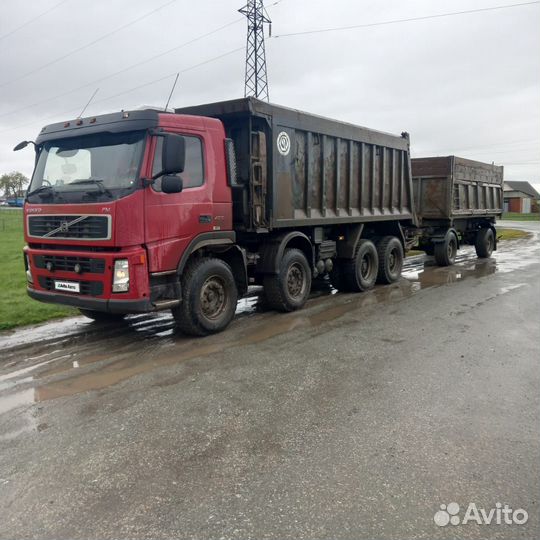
[
  {"xmin": 13, "ymin": 141, "xmax": 30, "ymax": 151},
  {"xmin": 161, "ymin": 175, "xmax": 183, "ymax": 194},
  {"xmin": 161, "ymin": 134, "xmax": 185, "ymax": 176}
]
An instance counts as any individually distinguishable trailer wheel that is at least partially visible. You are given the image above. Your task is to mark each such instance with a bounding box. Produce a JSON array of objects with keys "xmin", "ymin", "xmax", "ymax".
[
  {"xmin": 376, "ymin": 236, "xmax": 404, "ymax": 284},
  {"xmin": 341, "ymin": 239, "xmax": 378, "ymax": 292},
  {"xmin": 172, "ymin": 257, "xmax": 238, "ymax": 336},
  {"xmin": 434, "ymin": 232, "xmax": 458, "ymax": 266},
  {"xmin": 264, "ymin": 248, "xmax": 312, "ymax": 312},
  {"xmin": 79, "ymin": 309, "xmax": 126, "ymax": 322},
  {"xmin": 475, "ymin": 227, "xmax": 494, "ymax": 258}
]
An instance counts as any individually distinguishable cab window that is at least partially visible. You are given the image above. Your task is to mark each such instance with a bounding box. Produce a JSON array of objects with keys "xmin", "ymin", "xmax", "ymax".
[{"xmin": 152, "ymin": 135, "xmax": 204, "ymax": 191}]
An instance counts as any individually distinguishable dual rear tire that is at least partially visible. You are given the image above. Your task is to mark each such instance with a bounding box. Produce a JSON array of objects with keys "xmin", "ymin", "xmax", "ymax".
[{"xmin": 330, "ymin": 236, "xmax": 404, "ymax": 292}]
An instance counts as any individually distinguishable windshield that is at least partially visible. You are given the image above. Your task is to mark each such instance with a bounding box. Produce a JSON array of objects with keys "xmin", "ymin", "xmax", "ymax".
[{"xmin": 27, "ymin": 130, "xmax": 145, "ymax": 203}]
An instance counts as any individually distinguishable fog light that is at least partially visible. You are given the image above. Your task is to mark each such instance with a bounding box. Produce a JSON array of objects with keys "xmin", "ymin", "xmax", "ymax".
[{"xmin": 112, "ymin": 259, "xmax": 129, "ymax": 292}]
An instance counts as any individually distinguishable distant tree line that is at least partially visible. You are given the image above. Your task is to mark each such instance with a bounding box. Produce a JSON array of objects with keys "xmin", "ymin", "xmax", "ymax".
[{"xmin": 0, "ymin": 172, "xmax": 29, "ymax": 199}]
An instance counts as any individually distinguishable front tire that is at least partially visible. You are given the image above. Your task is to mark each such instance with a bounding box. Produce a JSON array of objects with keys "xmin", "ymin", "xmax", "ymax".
[
  {"xmin": 475, "ymin": 227, "xmax": 494, "ymax": 258},
  {"xmin": 172, "ymin": 257, "xmax": 238, "ymax": 336},
  {"xmin": 376, "ymin": 236, "xmax": 404, "ymax": 284},
  {"xmin": 264, "ymin": 248, "xmax": 312, "ymax": 312},
  {"xmin": 79, "ymin": 309, "xmax": 126, "ymax": 322},
  {"xmin": 434, "ymin": 232, "xmax": 458, "ymax": 266}
]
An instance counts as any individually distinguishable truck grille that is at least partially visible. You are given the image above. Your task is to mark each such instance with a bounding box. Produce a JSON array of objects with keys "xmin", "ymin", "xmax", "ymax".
[
  {"xmin": 28, "ymin": 215, "xmax": 110, "ymax": 240},
  {"xmin": 33, "ymin": 254, "xmax": 106, "ymax": 274},
  {"xmin": 38, "ymin": 276, "xmax": 104, "ymax": 296}
]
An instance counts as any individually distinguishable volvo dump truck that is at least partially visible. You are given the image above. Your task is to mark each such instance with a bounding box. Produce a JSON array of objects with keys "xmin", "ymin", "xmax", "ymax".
[{"xmin": 16, "ymin": 98, "xmax": 502, "ymax": 335}]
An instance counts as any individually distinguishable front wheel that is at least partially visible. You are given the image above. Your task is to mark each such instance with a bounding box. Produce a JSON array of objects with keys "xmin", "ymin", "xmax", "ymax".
[
  {"xmin": 172, "ymin": 257, "xmax": 238, "ymax": 336},
  {"xmin": 434, "ymin": 232, "xmax": 458, "ymax": 266},
  {"xmin": 264, "ymin": 248, "xmax": 312, "ymax": 312},
  {"xmin": 475, "ymin": 227, "xmax": 494, "ymax": 258},
  {"xmin": 79, "ymin": 309, "xmax": 126, "ymax": 322}
]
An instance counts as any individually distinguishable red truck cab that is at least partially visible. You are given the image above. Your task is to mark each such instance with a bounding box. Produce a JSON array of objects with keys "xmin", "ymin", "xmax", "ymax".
[{"xmin": 21, "ymin": 109, "xmax": 240, "ymax": 333}]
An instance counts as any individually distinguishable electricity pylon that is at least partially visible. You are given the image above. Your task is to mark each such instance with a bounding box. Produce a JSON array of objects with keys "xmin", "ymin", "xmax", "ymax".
[{"xmin": 239, "ymin": 0, "xmax": 271, "ymax": 101}]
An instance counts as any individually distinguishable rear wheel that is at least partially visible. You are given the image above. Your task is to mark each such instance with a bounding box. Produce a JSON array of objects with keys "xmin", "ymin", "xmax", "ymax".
[
  {"xmin": 264, "ymin": 248, "xmax": 312, "ymax": 312},
  {"xmin": 376, "ymin": 236, "xmax": 404, "ymax": 284},
  {"xmin": 172, "ymin": 257, "xmax": 238, "ymax": 336},
  {"xmin": 475, "ymin": 227, "xmax": 494, "ymax": 258},
  {"xmin": 79, "ymin": 309, "xmax": 126, "ymax": 322},
  {"xmin": 341, "ymin": 239, "xmax": 378, "ymax": 292},
  {"xmin": 434, "ymin": 232, "xmax": 458, "ymax": 266}
]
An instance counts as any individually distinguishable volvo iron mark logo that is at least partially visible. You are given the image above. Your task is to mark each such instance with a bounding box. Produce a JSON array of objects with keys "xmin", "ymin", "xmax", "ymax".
[{"xmin": 277, "ymin": 131, "xmax": 291, "ymax": 156}]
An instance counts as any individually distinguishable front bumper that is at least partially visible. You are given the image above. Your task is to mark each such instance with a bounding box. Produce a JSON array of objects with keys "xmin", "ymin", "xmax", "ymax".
[
  {"xmin": 25, "ymin": 245, "xmax": 151, "ymax": 313},
  {"xmin": 27, "ymin": 288, "xmax": 153, "ymax": 313}
]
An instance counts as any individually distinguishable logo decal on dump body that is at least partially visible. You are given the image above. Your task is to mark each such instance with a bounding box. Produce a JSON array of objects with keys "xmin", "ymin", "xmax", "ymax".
[{"xmin": 277, "ymin": 131, "xmax": 290, "ymax": 156}]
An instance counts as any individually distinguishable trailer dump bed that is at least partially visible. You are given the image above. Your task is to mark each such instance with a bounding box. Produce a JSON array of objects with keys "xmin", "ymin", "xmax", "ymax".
[
  {"xmin": 411, "ymin": 156, "xmax": 503, "ymax": 222},
  {"xmin": 176, "ymin": 97, "xmax": 415, "ymax": 231}
]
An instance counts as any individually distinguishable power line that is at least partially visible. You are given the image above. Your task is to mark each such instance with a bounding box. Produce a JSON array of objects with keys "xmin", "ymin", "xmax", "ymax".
[
  {"xmin": 0, "ymin": 18, "xmax": 243, "ymax": 120},
  {"xmin": 0, "ymin": 46, "xmax": 244, "ymax": 135},
  {"xmin": 90, "ymin": 47, "xmax": 243, "ymax": 105},
  {"xmin": 272, "ymin": 1, "xmax": 540, "ymax": 38},
  {"xmin": 499, "ymin": 160, "xmax": 540, "ymax": 164},
  {"xmin": 414, "ymin": 138, "xmax": 540, "ymax": 156},
  {"xmin": 0, "ymin": 0, "xmax": 179, "ymax": 89},
  {"xmin": 0, "ymin": 0, "xmax": 70, "ymax": 42}
]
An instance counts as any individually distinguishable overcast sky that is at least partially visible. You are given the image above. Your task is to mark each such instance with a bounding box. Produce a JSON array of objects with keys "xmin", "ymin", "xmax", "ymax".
[{"xmin": 1, "ymin": 0, "xmax": 539, "ymax": 192}]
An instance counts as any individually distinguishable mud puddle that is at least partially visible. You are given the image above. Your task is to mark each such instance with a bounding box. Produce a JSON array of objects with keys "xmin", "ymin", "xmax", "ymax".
[{"xmin": 0, "ymin": 233, "xmax": 538, "ymax": 416}]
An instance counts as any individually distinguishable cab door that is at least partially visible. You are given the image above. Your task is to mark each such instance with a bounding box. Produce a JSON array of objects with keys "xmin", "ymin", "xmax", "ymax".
[{"xmin": 144, "ymin": 132, "xmax": 214, "ymax": 273}]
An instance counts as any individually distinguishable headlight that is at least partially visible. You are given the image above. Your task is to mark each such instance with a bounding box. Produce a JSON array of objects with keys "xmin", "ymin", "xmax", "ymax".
[
  {"xmin": 25, "ymin": 254, "xmax": 33, "ymax": 284},
  {"xmin": 112, "ymin": 259, "xmax": 129, "ymax": 292}
]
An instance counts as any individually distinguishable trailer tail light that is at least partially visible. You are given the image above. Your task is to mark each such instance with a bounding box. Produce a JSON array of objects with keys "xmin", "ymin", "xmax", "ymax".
[{"xmin": 112, "ymin": 259, "xmax": 129, "ymax": 292}]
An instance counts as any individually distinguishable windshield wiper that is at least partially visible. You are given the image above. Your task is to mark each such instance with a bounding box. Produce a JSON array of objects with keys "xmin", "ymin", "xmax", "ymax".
[
  {"xmin": 70, "ymin": 179, "xmax": 113, "ymax": 198},
  {"xmin": 26, "ymin": 185, "xmax": 56, "ymax": 199}
]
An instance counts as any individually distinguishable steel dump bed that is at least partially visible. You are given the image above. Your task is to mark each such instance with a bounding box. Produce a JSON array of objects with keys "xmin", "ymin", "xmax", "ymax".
[
  {"xmin": 411, "ymin": 156, "xmax": 503, "ymax": 223},
  {"xmin": 176, "ymin": 97, "xmax": 416, "ymax": 231}
]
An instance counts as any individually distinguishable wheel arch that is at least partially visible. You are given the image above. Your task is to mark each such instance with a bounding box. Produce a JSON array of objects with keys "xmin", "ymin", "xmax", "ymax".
[
  {"xmin": 430, "ymin": 227, "xmax": 460, "ymax": 248},
  {"xmin": 258, "ymin": 231, "xmax": 314, "ymax": 275},
  {"xmin": 177, "ymin": 231, "xmax": 248, "ymax": 297}
]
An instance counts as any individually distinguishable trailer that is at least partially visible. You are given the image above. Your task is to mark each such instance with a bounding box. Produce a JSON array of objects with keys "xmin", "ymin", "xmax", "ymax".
[{"xmin": 412, "ymin": 156, "xmax": 503, "ymax": 266}]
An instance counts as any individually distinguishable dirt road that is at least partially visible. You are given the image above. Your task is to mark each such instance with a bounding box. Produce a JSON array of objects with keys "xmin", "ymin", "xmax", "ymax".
[{"xmin": 1, "ymin": 226, "xmax": 539, "ymax": 539}]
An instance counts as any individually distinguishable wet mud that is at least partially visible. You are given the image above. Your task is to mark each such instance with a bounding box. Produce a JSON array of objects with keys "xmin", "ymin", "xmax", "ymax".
[{"xmin": 0, "ymin": 232, "xmax": 537, "ymax": 423}]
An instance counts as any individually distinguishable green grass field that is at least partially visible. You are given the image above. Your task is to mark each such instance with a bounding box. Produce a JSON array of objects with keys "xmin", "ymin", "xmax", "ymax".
[
  {"xmin": 501, "ymin": 212, "xmax": 540, "ymax": 221},
  {"xmin": 0, "ymin": 208, "xmax": 532, "ymax": 331},
  {"xmin": 0, "ymin": 208, "xmax": 75, "ymax": 330}
]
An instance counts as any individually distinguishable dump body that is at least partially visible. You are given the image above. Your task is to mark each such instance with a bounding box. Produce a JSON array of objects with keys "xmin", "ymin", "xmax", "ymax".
[
  {"xmin": 176, "ymin": 98, "xmax": 416, "ymax": 231},
  {"xmin": 411, "ymin": 156, "xmax": 503, "ymax": 223}
]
